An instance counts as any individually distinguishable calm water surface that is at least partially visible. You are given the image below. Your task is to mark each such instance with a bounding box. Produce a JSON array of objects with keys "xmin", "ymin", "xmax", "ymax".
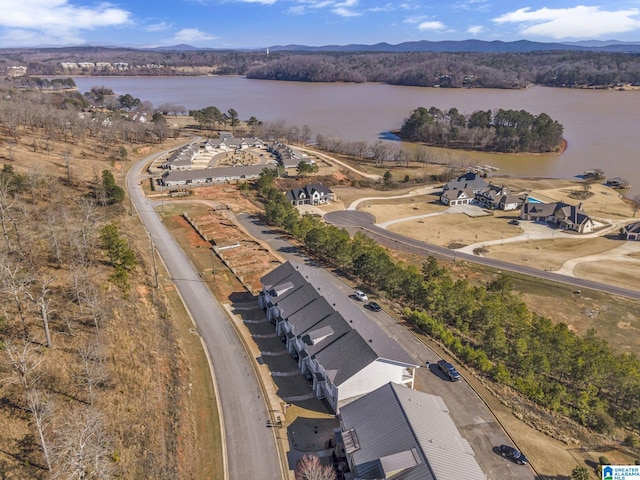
[{"xmin": 73, "ymin": 76, "xmax": 640, "ymax": 198}]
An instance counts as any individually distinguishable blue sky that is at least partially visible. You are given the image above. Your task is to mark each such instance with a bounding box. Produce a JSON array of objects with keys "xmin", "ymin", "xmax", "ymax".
[{"xmin": 1, "ymin": 0, "xmax": 640, "ymax": 48}]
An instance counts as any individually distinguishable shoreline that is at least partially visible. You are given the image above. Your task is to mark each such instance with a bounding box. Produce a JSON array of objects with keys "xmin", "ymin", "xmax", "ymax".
[{"xmin": 391, "ymin": 132, "xmax": 568, "ymax": 157}]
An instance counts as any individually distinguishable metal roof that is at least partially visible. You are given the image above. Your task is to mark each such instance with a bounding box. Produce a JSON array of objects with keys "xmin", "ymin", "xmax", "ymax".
[{"xmin": 339, "ymin": 383, "xmax": 486, "ymax": 480}]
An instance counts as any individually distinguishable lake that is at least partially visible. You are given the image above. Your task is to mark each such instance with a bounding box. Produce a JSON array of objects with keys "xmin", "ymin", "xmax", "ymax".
[{"xmin": 72, "ymin": 76, "xmax": 640, "ymax": 198}]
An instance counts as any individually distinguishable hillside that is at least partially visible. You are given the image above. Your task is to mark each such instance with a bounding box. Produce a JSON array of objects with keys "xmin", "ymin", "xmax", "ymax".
[{"xmin": 0, "ymin": 85, "xmax": 218, "ymax": 478}]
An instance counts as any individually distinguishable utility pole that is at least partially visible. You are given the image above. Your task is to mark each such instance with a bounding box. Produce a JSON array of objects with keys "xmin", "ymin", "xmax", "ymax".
[
  {"xmin": 211, "ymin": 248, "xmax": 217, "ymax": 282},
  {"xmin": 151, "ymin": 238, "xmax": 159, "ymax": 288}
]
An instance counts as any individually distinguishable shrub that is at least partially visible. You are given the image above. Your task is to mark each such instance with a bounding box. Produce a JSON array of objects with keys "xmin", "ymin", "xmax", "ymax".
[{"xmin": 599, "ymin": 456, "xmax": 610, "ymax": 465}]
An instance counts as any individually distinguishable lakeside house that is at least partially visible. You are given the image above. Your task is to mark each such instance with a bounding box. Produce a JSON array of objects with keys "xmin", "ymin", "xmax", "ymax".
[
  {"xmin": 259, "ymin": 261, "xmax": 418, "ymax": 413},
  {"xmin": 520, "ymin": 200, "xmax": 595, "ymax": 233},
  {"xmin": 440, "ymin": 175, "xmax": 524, "ymax": 211},
  {"xmin": 335, "ymin": 382, "xmax": 486, "ymax": 480}
]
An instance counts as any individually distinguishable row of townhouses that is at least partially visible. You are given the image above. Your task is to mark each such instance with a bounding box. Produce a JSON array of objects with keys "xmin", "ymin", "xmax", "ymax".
[
  {"xmin": 158, "ymin": 138, "xmax": 309, "ymax": 188},
  {"xmin": 259, "ymin": 262, "xmax": 486, "ymax": 479},
  {"xmin": 259, "ymin": 261, "xmax": 418, "ymax": 413}
]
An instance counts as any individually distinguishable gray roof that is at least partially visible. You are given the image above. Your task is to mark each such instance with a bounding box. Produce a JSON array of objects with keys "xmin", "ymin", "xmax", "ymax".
[
  {"xmin": 261, "ymin": 261, "xmax": 297, "ymax": 291},
  {"xmin": 272, "ymin": 283, "xmax": 318, "ymax": 319},
  {"xmin": 339, "ymin": 383, "xmax": 486, "ymax": 480},
  {"xmin": 162, "ymin": 164, "xmax": 267, "ymax": 185},
  {"xmin": 287, "ymin": 296, "xmax": 336, "ymax": 333},
  {"xmin": 443, "ymin": 172, "xmax": 488, "ymax": 192},
  {"xmin": 260, "ymin": 262, "xmax": 418, "ymax": 387},
  {"xmin": 286, "ymin": 183, "xmax": 333, "ymax": 202},
  {"xmin": 288, "ymin": 262, "xmax": 416, "ymax": 366}
]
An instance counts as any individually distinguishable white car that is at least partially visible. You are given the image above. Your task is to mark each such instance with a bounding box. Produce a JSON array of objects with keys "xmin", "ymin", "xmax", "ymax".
[{"xmin": 354, "ymin": 290, "xmax": 368, "ymax": 301}]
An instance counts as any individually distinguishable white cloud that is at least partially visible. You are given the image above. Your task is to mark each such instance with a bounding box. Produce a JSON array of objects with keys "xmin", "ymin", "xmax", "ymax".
[
  {"xmin": 493, "ymin": 6, "xmax": 640, "ymax": 39},
  {"xmin": 0, "ymin": 0, "xmax": 131, "ymax": 46},
  {"xmin": 404, "ymin": 15, "xmax": 430, "ymax": 25},
  {"xmin": 418, "ymin": 20, "xmax": 446, "ymax": 31},
  {"xmin": 467, "ymin": 25, "xmax": 483, "ymax": 36},
  {"xmin": 455, "ymin": 0, "xmax": 489, "ymax": 12},
  {"xmin": 231, "ymin": 0, "xmax": 278, "ymax": 4},
  {"xmin": 146, "ymin": 21, "xmax": 173, "ymax": 32},
  {"xmin": 171, "ymin": 28, "xmax": 217, "ymax": 44}
]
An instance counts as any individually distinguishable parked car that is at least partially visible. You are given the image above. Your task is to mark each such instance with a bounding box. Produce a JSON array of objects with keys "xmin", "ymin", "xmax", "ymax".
[
  {"xmin": 437, "ymin": 360, "xmax": 461, "ymax": 381},
  {"xmin": 366, "ymin": 301, "xmax": 382, "ymax": 312},
  {"xmin": 354, "ymin": 290, "xmax": 368, "ymax": 302},
  {"xmin": 509, "ymin": 219, "xmax": 520, "ymax": 225},
  {"xmin": 498, "ymin": 445, "xmax": 528, "ymax": 465}
]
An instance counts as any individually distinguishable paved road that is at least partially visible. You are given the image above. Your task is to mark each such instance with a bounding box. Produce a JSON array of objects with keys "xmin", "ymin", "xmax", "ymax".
[
  {"xmin": 324, "ymin": 210, "xmax": 640, "ymax": 300},
  {"xmin": 127, "ymin": 152, "xmax": 282, "ymax": 480},
  {"xmin": 236, "ymin": 212, "xmax": 537, "ymax": 480}
]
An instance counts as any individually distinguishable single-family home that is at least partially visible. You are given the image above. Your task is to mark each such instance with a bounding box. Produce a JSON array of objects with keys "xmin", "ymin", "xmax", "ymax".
[
  {"xmin": 442, "ymin": 172, "xmax": 488, "ymax": 194},
  {"xmin": 519, "ymin": 200, "xmax": 562, "ymax": 222},
  {"xmin": 286, "ymin": 183, "xmax": 335, "ymax": 205},
  {"xmin": 336, "ymin": 382, "xmax": 486, "ymax": 480},
  {"xmin": 554, "ymin": 203, "xmax": 595, "ymax": 233},
  {"xmin": 440, "ymin": 188, "xmax": 474, "ymax": 206},
  {"xmin": 520, "ymin": 200, "xmax": 596, "ymax": 233},
  {"xmin": 259, "ymin": 262, "xmax": 418, "ymax": 413}
]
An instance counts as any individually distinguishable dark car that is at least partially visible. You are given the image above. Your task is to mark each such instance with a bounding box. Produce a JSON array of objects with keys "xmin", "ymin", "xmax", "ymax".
[
  {"xmin": 366, "ymin": 301, "xmax": 382, "ymax": 312},
  {"xmin": 509, "ymin": 219, "xmax": 520, "ymax": 225},
  {"xmin": 498, "ymin": 445, "xmax": 528, "ymax": 465},
  {"xmin": 437, "ymin": 360, "xmax": 461, "ymax": 381}
]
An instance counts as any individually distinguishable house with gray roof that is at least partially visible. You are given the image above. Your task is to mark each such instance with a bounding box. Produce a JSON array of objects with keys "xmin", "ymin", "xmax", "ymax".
[
  {"xmin": 269, "ymin": 142, "xmax": 305, "ymax": 168},
  {"xmin": 286, "ymin": 183, "xmax": 335, "ymax": 205},
  {"xmin": 259, "ymin": 262, "xmax": 418, "ymax": 412},
  {"xmin": 520, "ymin": 200, "xmax": 595, "ymax": 233},
  {"xmin": 336, "ymin": 382, "xmax": 486, "ymax": 480},
  {"xmin": 440, "ymin": 188, "xmax": 474, "ymax": 206},
  {"xmin": 519, "ymin": 200, "xmax": 563, "ymax": 222},
  {"xmin": 160, "ymin": 142, "xmax": 200, "ymax": 170},
  {"xmin": 442, "ymin": 172, "xmax": 488, "ymax": 194},
  {"xmin": 554, "ymin": 203, "xmax": 595, "ymax": 233},
  {"xmin": 475, "ymin": 184, "xmax": 523, "ymax": 211},
  {"xmin": 623, "ymin": 221, "xmax": 640, "ymax": 240}
]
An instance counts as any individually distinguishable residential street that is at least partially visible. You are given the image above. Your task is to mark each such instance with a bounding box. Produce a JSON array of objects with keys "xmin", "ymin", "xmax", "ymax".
[{"xmin": 127, "ymin": 152, "xmax": 282, "ymax": 480}]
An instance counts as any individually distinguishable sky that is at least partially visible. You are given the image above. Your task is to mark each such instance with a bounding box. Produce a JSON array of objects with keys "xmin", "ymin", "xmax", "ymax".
[{"xmin": 1, "ymin": 0, "xmax": 640, "ymax": 49}]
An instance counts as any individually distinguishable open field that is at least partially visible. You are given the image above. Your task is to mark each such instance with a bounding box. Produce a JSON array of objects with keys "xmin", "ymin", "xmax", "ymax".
[{"xmin": 388, "ymin": 211, "xmax": 522, "ymax": 247}]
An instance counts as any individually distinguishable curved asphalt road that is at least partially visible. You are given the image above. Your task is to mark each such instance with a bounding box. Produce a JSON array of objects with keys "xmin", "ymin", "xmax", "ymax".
[
  {"xmin": 126, "ymin": 150, "xmax": 282, "ymax": 480},
  {"xmin": 324, "ymin": 210, "xmax": 640, "ymax": 301}
]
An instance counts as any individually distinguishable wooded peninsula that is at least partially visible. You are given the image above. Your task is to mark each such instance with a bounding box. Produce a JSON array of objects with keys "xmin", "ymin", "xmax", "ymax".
[{"xmin": 398, "ymin": 107, "xmax": 565, "ymax": 153}]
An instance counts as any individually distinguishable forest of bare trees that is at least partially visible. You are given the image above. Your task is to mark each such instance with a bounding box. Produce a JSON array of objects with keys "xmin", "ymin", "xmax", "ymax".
[{"xmin": 0, "ymin": 86, "xmax": 197, "ymax": 478}]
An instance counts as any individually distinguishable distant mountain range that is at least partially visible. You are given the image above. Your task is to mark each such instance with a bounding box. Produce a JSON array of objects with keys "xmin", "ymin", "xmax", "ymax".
[{"xmin": 266, "ymin": 39, "xmax": 640, "ymax": 54}]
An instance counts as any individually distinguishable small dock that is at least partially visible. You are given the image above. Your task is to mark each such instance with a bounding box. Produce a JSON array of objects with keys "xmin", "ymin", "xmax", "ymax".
[{"xmin": 606, "ymin": 177, "xmax": 632, "ymax": 189}]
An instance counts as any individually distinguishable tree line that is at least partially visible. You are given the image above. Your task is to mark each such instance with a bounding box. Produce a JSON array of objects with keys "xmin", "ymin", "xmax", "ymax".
[
  {"xmin": 253, "ymin": 169, "xmax": 640, "ymax": 438},
  {"xmin": 245, "ymin": 51, "xmax": 640, "ymax": 89},
  {"xmin": 399, "ymin": 106, "xmax": 564, "ymax": 153},
  {"xmin": 7, "ymin": 47, "xmax": 640, "ymax": 89}
]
